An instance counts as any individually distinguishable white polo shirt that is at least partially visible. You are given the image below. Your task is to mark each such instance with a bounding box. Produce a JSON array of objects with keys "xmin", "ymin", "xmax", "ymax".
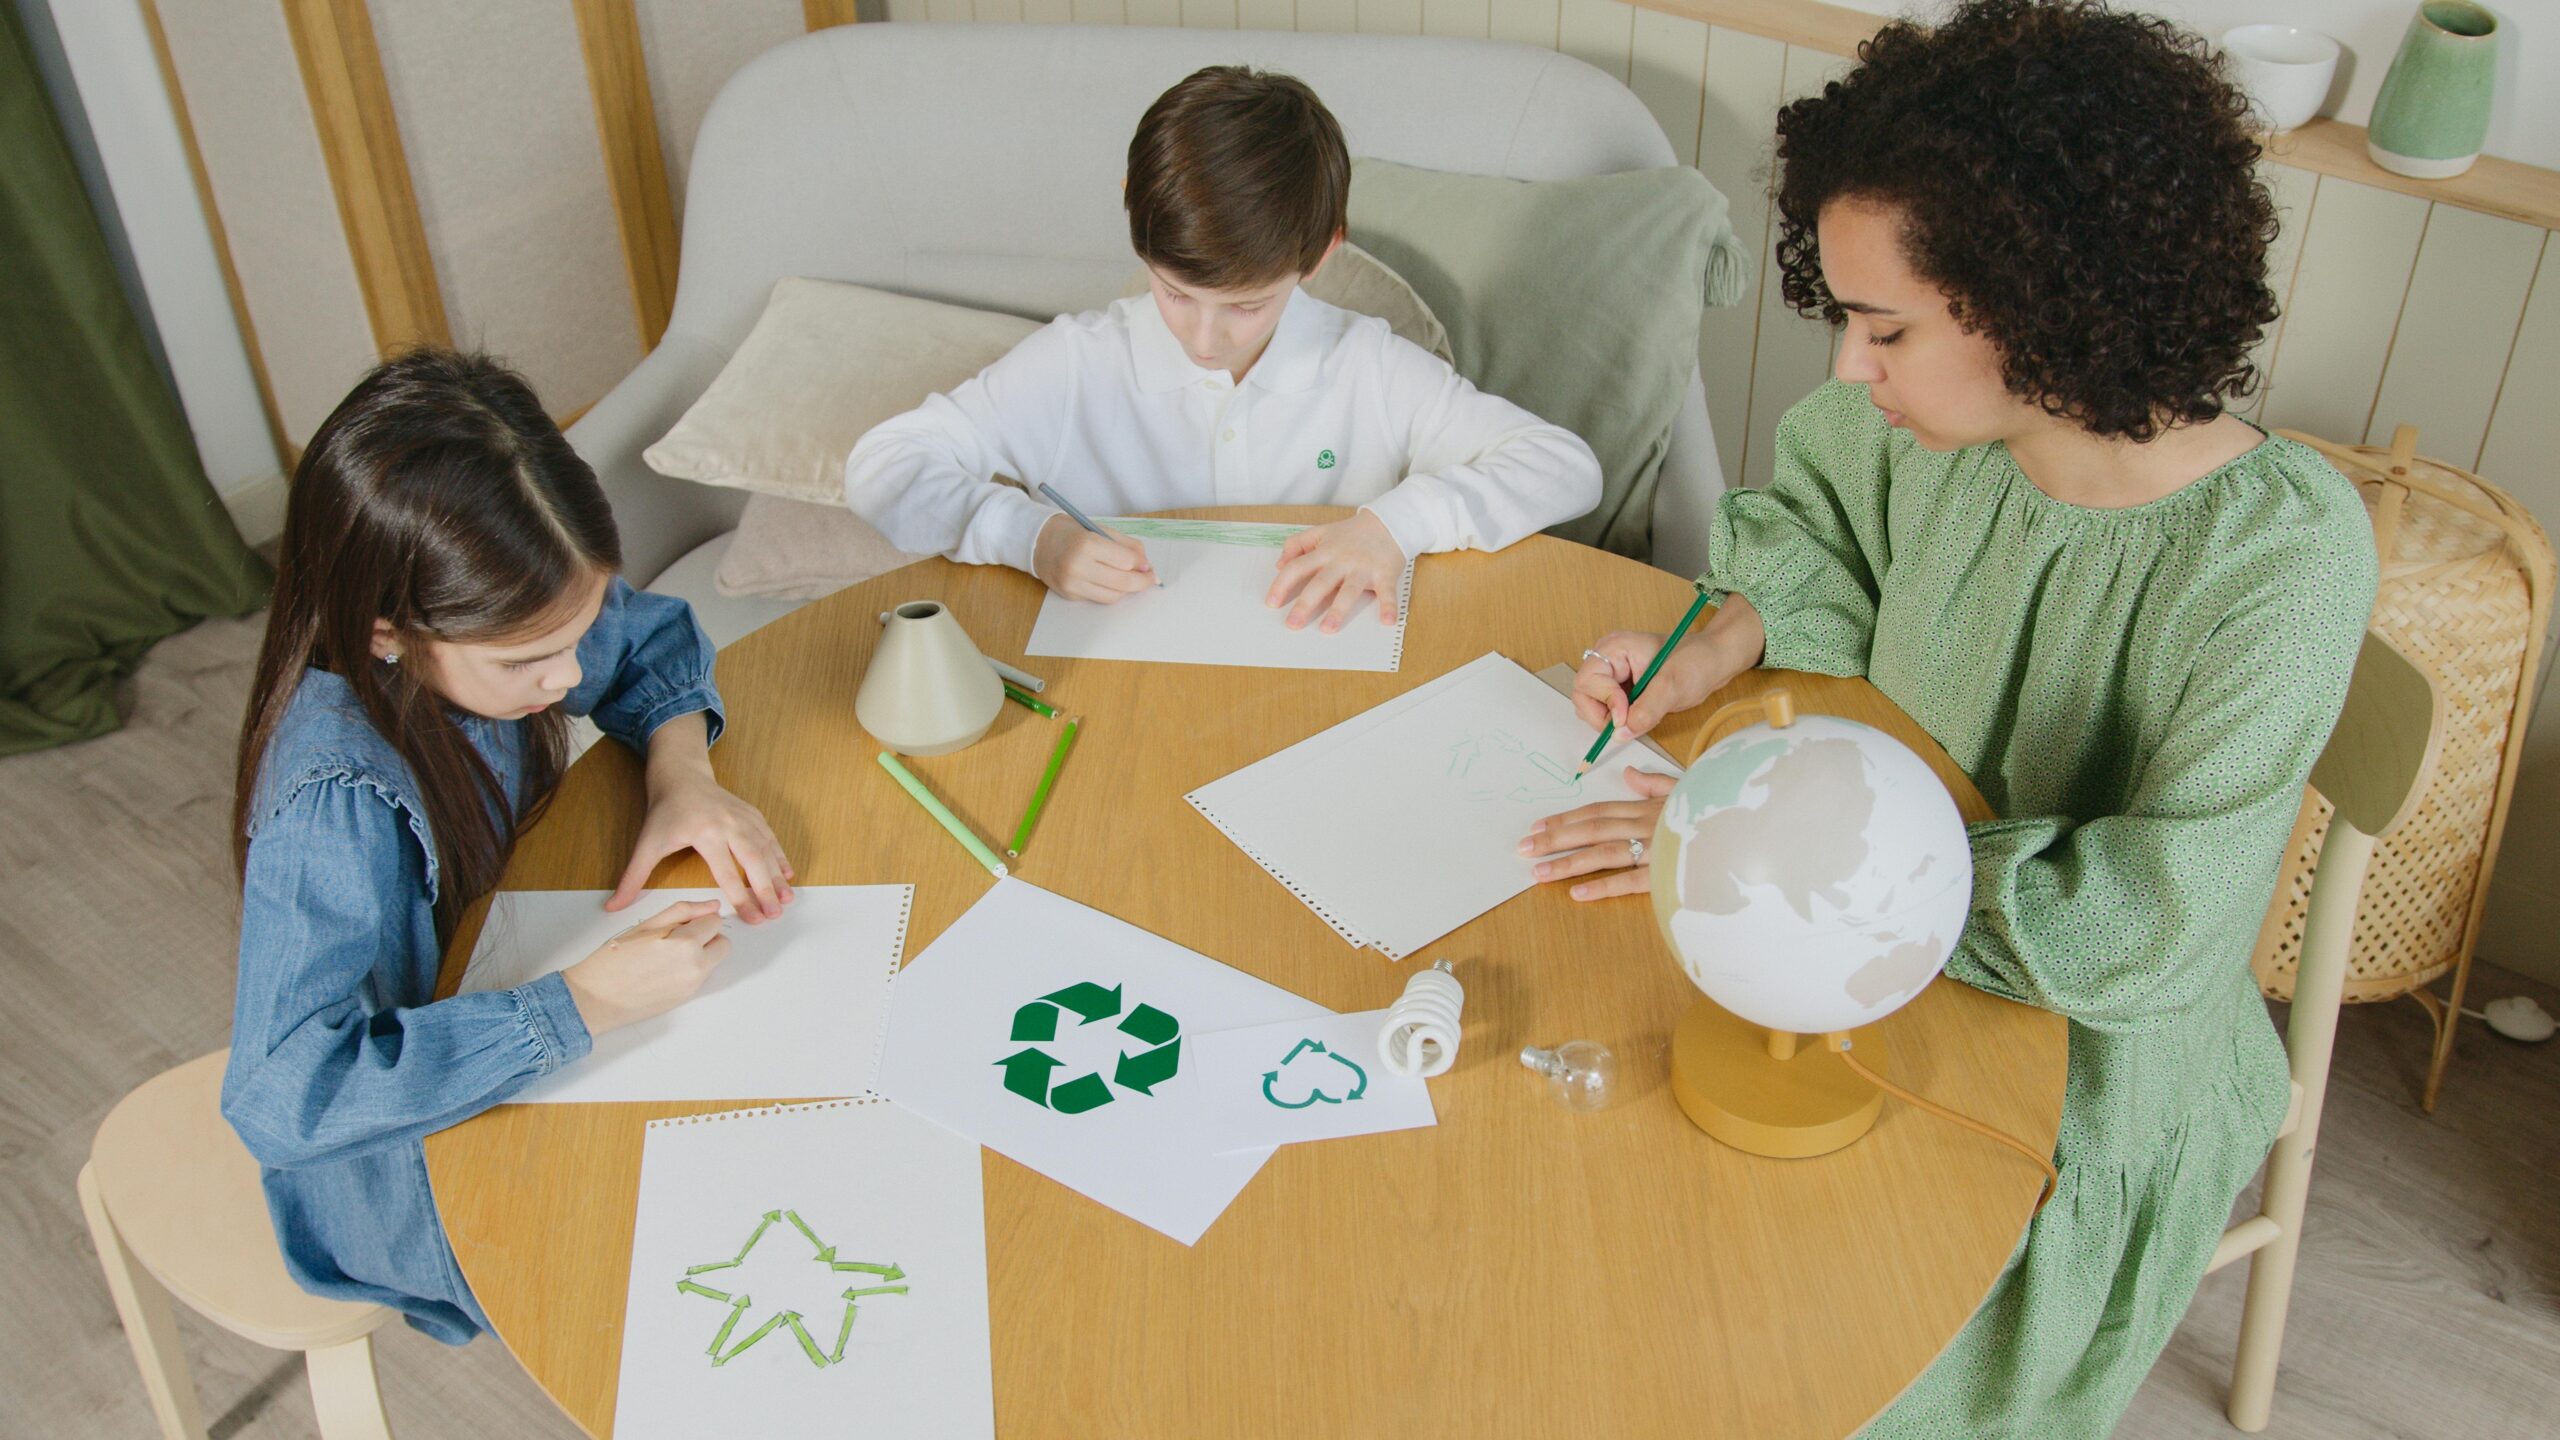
[{"xmin": 843, "ymin": 290, "xmax": 1601, "ymax": 572}]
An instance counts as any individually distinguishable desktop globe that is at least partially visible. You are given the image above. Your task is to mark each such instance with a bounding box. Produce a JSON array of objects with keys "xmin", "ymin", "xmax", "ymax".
[{"xmin": 1646, "ymin": 703, "xmax": 1972, "ymax": 1157}]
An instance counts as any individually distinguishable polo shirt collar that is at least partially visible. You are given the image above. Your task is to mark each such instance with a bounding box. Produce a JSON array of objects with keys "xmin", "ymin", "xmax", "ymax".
[{"xmin": 1125, "ymin": 287, "xmax": 1326, "ymax": 395}]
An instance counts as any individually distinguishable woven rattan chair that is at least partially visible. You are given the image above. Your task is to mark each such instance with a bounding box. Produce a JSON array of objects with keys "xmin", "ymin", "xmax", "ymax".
[{"xmin": 2213, "ymin": 631, "xmax": 2448, "ymax": 1431}]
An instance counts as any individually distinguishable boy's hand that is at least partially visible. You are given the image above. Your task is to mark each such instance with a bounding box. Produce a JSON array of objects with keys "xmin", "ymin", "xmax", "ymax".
[
  {"xmin": 1266, "ymin": 511, "xmax": 1408, "ymax": 632},
  {"xmin": 1033, "ymin": 514, "xmax": 1155, "ymax": 603}
]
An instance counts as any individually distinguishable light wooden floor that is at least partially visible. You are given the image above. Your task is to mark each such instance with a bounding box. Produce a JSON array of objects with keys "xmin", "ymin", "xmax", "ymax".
[{"xmin": 4, "ymin": 612, "xmax": 2554, "ymax": 1439}]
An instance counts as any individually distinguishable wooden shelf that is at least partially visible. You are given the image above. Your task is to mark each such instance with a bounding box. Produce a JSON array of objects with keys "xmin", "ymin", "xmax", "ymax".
[
  {"xmin": 1644, "ymin": 0, "xmax": 2560, "ymax": 234},
  {"xmin": 2263, "ymin": 119, "xmax": 2560, "ymax": 232}
]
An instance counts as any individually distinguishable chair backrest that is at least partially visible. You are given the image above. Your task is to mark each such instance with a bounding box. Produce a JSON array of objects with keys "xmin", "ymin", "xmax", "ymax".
[
  {"xmin": 656, "ymin": 23, "xmax": 1724, "ymax": 573},
  {"xmin": 2311, "ymin": 631, "xmax": 2444, "ymax": 844}
]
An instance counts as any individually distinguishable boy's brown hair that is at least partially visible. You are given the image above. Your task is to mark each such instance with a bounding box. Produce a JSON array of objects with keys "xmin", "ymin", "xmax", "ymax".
[{"xmin": 1124, "ymin": 66, "xmax": 1349, "ymax": 291}]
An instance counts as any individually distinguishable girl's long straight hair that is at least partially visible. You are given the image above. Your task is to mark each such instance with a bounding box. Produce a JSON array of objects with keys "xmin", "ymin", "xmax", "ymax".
[{"xmin": 233, "ymin": 348, "xmax": 622, "ymax": 938}]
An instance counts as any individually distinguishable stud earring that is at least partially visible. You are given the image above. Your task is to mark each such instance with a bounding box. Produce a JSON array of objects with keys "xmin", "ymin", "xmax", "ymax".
[{"xmin": 383, "ymin": 651, "xmax": 401, "ymax": 665}]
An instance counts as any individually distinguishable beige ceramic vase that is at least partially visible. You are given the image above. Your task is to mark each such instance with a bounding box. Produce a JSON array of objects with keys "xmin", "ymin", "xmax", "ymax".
[{"xmin": 856, "ymin": 600, "xmax": 1004, "ymax": 756}]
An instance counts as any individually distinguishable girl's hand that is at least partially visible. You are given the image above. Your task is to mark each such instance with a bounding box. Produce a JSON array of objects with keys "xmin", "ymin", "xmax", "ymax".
[
  {"xmin": 1265, "ymin": 511, "xmax": 1407, "ymax": 633},
  {"xmin": 608, "ymin": 768, "xmax": 795, "ymax": 923},
  {"xmin": 1033, "ymin": 514, "xmax": 1156, "ymax": 603},
  {"xmin": 1572, "ymin": 632, "xmax": 1728, "ymax": 740},
  {"xmin": 562, "ymin": 901, "xmax": 731, "ymax": 1035},
  {"xmin": 1519, "ymin": 768, "xmax": 1679, "ymax": 900}
]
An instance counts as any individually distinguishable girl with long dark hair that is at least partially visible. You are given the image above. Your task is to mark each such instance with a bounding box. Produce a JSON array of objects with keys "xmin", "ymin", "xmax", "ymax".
[{"xmin": 223, "ymin": 348, "xmax": 793, "ymax": 1342}]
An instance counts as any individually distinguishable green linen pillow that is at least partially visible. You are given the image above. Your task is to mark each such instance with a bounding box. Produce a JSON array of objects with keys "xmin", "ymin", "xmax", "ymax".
[{"xmin": 1347, "ymin": 158, "xmax": 1746, "ymax": 560}]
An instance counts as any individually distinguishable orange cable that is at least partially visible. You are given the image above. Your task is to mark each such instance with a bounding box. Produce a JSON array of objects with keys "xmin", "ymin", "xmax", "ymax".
[{"xmin": 1832, "ymin": 1039, "xmax": 2059, "ymax": 1216}]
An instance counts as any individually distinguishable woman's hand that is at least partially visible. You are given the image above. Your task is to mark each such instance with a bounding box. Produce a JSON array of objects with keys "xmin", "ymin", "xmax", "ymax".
[
  {"xmin": 609, "ymin": 713, "xmax": 795, "ymax": 922},
  {"xmin": 562, "ymin": 900, "xmax": 731, "ymax": 1035},
  {"xmin": 1573, "ymin": 632, "xmax": 1727, "ymax": 740},
  {"xmin": 1520, "ymin": 768, "xmax": 1679, "ymax": 900},
  {"xmin": 1265, "ymin": 511, "xmax": 1407, "ymax": 632},
  {"xmin": 1033, "ymin": 514, "xmax": 1156, "ymax": 603}
]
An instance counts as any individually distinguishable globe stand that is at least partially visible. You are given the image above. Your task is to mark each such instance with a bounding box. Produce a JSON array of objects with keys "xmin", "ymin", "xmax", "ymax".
[{"xmin": 1669, "ymin": 1000, "xmax": 1890, "ymax": 1158}]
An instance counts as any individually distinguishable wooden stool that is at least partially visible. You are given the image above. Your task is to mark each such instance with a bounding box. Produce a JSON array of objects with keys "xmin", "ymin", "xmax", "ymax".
[{"xmin": 79, "ymin": 1050, "xmax": 398, "ymax": 1440}]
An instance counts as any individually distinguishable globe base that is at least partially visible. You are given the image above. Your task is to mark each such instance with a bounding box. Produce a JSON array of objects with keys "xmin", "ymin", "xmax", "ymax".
[{"xmin": 1670, "ymin": 999, "xmax": 1889, "ymax": 1158}]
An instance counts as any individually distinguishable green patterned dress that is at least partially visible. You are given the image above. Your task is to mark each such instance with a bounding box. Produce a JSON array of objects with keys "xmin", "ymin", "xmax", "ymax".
[{"xmin": 1701, "ymin": 381, "xmax": 2377, "ymax": 1438}]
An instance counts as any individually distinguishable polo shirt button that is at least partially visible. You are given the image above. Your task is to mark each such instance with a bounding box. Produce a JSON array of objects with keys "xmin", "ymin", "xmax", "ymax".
[{"xmin": 1222, "ymin": 429, "xmax": 1236, "ymax": 442}]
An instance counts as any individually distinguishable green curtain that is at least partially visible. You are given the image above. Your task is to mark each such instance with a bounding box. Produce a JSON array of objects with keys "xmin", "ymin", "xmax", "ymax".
[{"xmin": 1, "ymin": 2, "xmax": 269, "ymax": 754}]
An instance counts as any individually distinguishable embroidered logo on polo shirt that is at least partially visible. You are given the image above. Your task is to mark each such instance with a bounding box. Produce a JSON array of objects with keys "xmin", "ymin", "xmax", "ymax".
[{"xmin": 1316, "ymin": 449, "xmax": 1338, "ymax": 470}]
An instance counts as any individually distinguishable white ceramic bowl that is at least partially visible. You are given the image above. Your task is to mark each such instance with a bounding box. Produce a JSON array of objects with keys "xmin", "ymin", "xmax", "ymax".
[{"xmin": 2223, "ymin": 24, "xmax": 2341, "ymax": 133}]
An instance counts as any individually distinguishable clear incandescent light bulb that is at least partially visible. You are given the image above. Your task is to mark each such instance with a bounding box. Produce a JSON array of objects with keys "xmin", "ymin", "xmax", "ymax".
[{"xmin": 1519, "ymin": 1040, "xmax": 1618, "ymax": 1111}]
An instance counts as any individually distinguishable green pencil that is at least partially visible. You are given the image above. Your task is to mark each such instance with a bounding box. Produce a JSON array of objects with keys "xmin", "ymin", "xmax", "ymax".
[
  {"xmin": 1003, "ymin": 683, "xmax": 1057, "ymax": 718},
  {"xmin": 875, "ymin": 751, "xmax": 1008, "ymax": 878},
  {"xmin": 1577, "ymin": 585, "xmax": 1712, "ymax": 775},
  {"xmin": 1007, "ymin": 715, "xmax": 1081, "ymax": 858}
]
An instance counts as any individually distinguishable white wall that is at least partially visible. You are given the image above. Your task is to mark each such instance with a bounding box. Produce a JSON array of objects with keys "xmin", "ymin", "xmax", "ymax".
[
  {"xmin": 36, "ymin": 0, "xmax": 282, "ymax": 517},
  {"xmin": 1830, "ymin": 1, "xmax": 2557, "ymax": 171}
]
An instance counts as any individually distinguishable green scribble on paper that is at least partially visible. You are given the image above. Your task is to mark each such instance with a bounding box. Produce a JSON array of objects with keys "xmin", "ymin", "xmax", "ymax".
[{"xmin": 1101, "ymin": 517, "xmax": 1301, "ymax": 548}]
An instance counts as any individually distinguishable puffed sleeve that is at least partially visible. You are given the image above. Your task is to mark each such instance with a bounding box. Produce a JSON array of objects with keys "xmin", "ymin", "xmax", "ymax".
[
  {"xmin": 1943, "ymin": 551, "xmax": 2375, "ymax": 1035},
  {"xmin": 221, "ymin": 776, "xmax": 592, "ymax": 1168},
  {"xmin": 565, "ymin": 576, "xmax": 723, "ymax": 751},
  {"xmin": 1699, "ymin": 381, "xmax": 1897, "ymax": 677}
]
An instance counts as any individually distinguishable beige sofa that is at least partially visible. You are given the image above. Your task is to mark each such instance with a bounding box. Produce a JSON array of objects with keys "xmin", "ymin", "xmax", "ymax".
[{"xmin": 571, "ymin": 22, "xmax": 1729, "ymax": 648}]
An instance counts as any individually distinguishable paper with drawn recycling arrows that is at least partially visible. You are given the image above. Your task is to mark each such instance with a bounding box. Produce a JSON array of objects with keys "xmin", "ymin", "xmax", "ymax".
[
  {"xmin": 1185, "ymin": 1008, "xmax": 1437, "ymax": 1156},
  {"xmin": 877, "ymin": 879, "xmax": 1328, "ymax": 1245},
  {"xmin": 614, "ymin": 1099, "xmax": 992, "ymax": 1440}
]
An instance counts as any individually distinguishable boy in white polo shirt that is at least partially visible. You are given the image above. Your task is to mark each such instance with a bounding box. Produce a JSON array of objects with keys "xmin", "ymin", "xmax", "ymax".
[{"xmin": 845, "ymin": 65, "xmax": 1601, "ymax": 635}]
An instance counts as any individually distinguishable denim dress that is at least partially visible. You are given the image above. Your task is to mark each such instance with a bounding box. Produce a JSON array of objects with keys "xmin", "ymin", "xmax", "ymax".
[{"xmin": 222, "ymin": 578, "xmax": 723, "ymax": 1343}]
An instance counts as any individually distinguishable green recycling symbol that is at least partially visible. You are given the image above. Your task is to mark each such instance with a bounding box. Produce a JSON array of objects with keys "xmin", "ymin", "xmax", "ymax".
[
  {"xmin": 1262, "ymin": 1038, "xmax": 1368, "ymax": 1108},
  {"xmin": 996, "ymin": 981, "xmax": 1181, "ymax": 1113},
  {"xmin": 675, "ymin": 1208, "xmax": 908, "ymax": 1369}
]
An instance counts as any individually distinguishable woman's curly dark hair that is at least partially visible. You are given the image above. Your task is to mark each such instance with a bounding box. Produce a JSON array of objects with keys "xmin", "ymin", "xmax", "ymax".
[{"xmin": 1773, "ymin": 0, "xmax": 2279, "ymax": 441}]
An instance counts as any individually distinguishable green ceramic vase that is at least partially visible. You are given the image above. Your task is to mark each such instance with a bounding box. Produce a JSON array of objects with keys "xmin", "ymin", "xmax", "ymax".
[{"xmin": 2366, "ymin": 1, "xmax": 2500, "ymax": 179}]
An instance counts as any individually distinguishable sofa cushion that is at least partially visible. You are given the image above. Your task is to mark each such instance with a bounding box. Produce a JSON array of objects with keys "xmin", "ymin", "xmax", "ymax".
[
  {"xmin": 1346, "ymin": 158, "xmax": 1744, "ymax": 560},
  {"xmin": 642, "ymin": 278, "xmax": 1043, "ymax": 505}
]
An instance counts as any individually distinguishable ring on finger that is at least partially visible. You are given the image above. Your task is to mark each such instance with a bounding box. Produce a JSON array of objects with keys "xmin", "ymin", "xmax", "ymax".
[
  {"xmin": 1581, "ymin": 648, "xmax": 1608, "ymax": 663},
  {"xmin": 1626, "ymin": 837, "xmax": 1646, "ymax": 865}
]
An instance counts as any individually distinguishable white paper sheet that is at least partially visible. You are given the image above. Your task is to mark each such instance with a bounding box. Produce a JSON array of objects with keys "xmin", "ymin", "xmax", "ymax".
[
  {"xmin": 875, "ymin": 879, "xmax": 1327, "ymax": 1244},
  {"xmin": 613, "ymin": 1100, "xmax": 993, "ymax": 1440},
  {"xmin": 1187, "ymin": 654, "xmax": 1682, "ymax": 959},
  {"xmin": 457, "ymin": 886, "xmax": 911, "ymax": 1104},
  {"xmin": 1023, "ymin": 518, "xmax": 1410, "ymax": 672},
  {"xmin": 1185, "ymin": 1008, "xmax": 1437, "ymax": 1155}
]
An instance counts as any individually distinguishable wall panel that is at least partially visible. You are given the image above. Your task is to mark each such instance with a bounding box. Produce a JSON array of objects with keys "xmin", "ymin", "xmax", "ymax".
[
  {"xmin": 152, "ymin": 0, "xmax": 376, "ymax": 444},
  {"xmin": 2366, "ymin": 207, "xmax": 2544, "ymax": 459},
  {"xmin": 1627, "ymin": 9, "xmax": 1707, "ymax": 169},
  {"xmin": 1484, "ymin": 0, "xmax": 1557, "ymax": 47},
  {"xmin": 1555, "ymin": 0, "xmax": 1632, "ymax": 84},
  {"xmin": 2239, "ymin": 161, "xmax": 2317, "ymax": 424},
  {"xmin": 1419, "ymin": 0, "xmax": 1490, "ymax": 38},
  {"xmin": 2258, "ymin": 180, "xmax": 2429, "ymax": 445},
  {"xmin": 368, "ymin": 1, "xmax": 639, "ymax": 416},
  {"xmin": 633, "ymin": 0, "xmax": 805, "ymax": 224},
  {"xmin": 1694, "ymin": 25, "xmax": 1784, "ymax": 492},
  {"xmin": 1738, "ymin": 44, "xmax": 1848, "ymax": 490}
]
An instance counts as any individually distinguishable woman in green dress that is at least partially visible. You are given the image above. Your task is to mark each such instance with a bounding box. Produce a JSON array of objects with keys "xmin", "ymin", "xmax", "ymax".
[{"xmin": 1524, "ymin": 2, "xmax": 2377, "ymax": 1434}]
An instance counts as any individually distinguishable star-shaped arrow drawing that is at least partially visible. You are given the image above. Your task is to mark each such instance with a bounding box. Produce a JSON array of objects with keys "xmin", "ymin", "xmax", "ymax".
[{"xmin": 676, "ymin": 1208, "xmax": 910, "ymax": 1369}]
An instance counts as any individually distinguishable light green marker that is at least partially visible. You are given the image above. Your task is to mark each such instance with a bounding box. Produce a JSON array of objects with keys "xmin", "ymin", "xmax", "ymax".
[{"xmin": 877, "ymin": 751, "xmax": 1009, "ymax": 878}]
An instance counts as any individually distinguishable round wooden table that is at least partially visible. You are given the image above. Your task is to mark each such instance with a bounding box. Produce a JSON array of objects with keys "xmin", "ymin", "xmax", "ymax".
[{"xmin": 428, "ymin": 508, "xmax": 2066, "ymax": 1438}]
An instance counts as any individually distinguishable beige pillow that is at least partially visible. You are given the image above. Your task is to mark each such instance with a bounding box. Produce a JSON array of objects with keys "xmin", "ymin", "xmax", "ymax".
[
  {"xmin": 1119, "ymin": 241, "xmax": 1454, "ymax": 365},
  {"xmin": 643, "ymin": 277, "xmax": 1043, "ymax": 504},
  {"xmin": 713, "ymin": 493, "xmax": 925, "ymax": 602}
]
